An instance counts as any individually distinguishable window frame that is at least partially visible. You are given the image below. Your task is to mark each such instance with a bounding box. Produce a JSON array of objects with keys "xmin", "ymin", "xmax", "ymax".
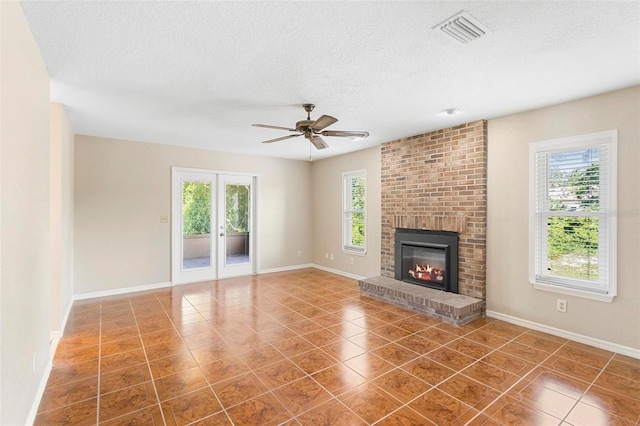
[
  {"xmin": 342, "ymin": 169, "xmax": 367, "ymax": 254},
  {"xmin": 528, "ymin": 130, "xmax": 617, "ymax": 302}
]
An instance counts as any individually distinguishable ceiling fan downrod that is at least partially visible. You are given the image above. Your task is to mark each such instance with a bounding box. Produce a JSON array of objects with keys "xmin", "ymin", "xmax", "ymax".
[{"xmin": 302, "ymin": 103, "xmax": 315, "ymax": 120}]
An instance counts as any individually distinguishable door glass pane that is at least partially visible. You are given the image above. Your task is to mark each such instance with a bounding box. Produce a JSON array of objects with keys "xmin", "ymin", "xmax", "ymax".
[
  {"xmin": 225, "ymin": 184, "xmax": 250, "ymax": 266},
  {"xmin": 182, "ymin": 181, "xmax": 211, "ymax": 269}
]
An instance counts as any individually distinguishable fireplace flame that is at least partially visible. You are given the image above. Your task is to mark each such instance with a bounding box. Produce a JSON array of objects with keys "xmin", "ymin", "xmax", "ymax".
[{"xmin": 409, "ymin": 264, "xmax": 444, "ymax": 282}]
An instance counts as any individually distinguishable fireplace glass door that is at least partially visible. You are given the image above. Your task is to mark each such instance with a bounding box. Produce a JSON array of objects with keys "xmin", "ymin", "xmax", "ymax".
[{"xmin": 402, "ymin": 244, "xmax": 447, "ymax": 289}]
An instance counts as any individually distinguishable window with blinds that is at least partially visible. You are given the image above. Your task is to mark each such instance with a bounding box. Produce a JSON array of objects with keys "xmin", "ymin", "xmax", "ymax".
[
  {"xmin": 529, "ymin": 130, "xmax": 617, "ymax": 301},
  {"xmin": 343, "ymin": 170, "xmax": 366, "ymax": 253}
]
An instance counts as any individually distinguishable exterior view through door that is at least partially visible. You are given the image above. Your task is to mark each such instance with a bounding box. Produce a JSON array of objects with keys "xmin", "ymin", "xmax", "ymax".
[{"xmin": 172, "ymin": 168, "xmax": 256, "ymax": 285}]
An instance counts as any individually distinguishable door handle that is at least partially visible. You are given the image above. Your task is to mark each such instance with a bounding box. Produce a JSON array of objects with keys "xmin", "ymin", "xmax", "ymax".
[{"xmin": 219, "ymin": 233, "xmax": 225, "ymax": 237}]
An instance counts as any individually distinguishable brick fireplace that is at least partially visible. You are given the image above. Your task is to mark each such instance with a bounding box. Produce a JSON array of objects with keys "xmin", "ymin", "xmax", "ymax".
[
  {"xmin": 380, "ymin": 120, "xmax": 488, "ymax": 300},
  {"xmin": 359, "ymin": 120, "xmax": 487, "ymax": 325}
]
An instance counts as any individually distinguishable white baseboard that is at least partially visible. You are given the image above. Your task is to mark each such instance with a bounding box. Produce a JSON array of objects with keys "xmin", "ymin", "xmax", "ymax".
[
  {"xmin": 59, "ymin": 297, "xmax": 73, "ymax": 336},
  {"xmin": 49, "ymin": 297, "xmax": 73, "ymax": 344},
  {"xmin": 311, "ymin": 264, "xmax": 366, "ymax": 281},
  {"xmin": 258, "ymin": 264, "xmax": 365, "ymax": 281},
  {"xmin": 72, "ymin": 267, "xmax": 360, "ymax": 301},
  {"xmin": 258, "ymin": 263, "xmax": 314, "ymax": 274},
  {"xmin": 486, "ymin": 310, "xmax": 640, "ymax": 359},
  {"xmin": 25, "ymin": 355, "xmax": 53, "ymax": 426},
  {"xmin": 171, "ymin": 278, "xmax": 214, "ymax": 286},
  {"xmin": 49, "ymin": 331, "xmax": 62, "ymax": 361},
  {"xmin": 49, "ymin": 297, "xmax": 73, "ymax": 362},
  {"xmin": 73, "ymin": 281, "xmax": 172, "ymax": 301},
  {"xmin": 30, "ymin": 297, "xmax": 74, "ymax": 425}
]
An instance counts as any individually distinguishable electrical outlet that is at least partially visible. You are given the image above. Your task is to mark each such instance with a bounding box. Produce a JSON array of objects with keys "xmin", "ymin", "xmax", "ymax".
[
  {"xmin": 556, "ymin": 299, "xmax": 567, "ymax": 313},
  {"xmin": 297, "ymin": 250, "xmax": 302, "ymax": 258},
  {"xmin": 330, "ymin": 253, "xmax": 334, "ymax": 261},
  {"xmin": 349, "ymin": 257, "xmax": 354, "ymax": 265},
  {"xmin": 325, "ymin": 252, "xmax": 329, "ymax": 260}
]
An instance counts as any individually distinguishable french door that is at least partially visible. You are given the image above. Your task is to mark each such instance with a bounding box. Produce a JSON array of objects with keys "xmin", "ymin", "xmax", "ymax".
[{"xmin": 172, "ymin": 168, "xmax": 256, "ymax": 285}]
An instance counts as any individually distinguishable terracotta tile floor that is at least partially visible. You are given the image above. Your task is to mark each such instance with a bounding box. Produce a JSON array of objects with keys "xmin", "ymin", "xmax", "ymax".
[{"xmin": 36, "ymin": 269, "xmax": 640, "ymax": 425}]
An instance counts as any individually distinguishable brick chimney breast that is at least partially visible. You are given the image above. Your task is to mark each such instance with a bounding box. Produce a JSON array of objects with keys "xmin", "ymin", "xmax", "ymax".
[{"xmin": 380, "ymin": 120, "xmax": 487, "ymax": 300}]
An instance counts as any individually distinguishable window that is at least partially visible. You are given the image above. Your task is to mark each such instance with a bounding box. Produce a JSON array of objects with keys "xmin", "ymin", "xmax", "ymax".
[
  {"xmin": 529, "ymin": 130, "xmax": 617, "ymax": 302},
  {"xmin": 343, "ymin": 170, "xmax": 366, "ymax": 253}
]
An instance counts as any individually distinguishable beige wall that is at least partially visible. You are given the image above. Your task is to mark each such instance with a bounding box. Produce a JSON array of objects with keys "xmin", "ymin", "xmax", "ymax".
[
  {"xmin": 1, "ymin": 2, "xmax": 52, "ymax": 423},
  {"xmin": 50, "ymin": 103, "xmax": 75, "ymax": 337},
  {"xmin": 311, "ymin": 147, "xmax": 381, "ymax": 278},
  {"xmin": 487, "ymin": 86, "xmax": 640, "ymax": 350},
  {"xmin": 74, "ymin": 136, "xmax": 312, "ymax": 295}
]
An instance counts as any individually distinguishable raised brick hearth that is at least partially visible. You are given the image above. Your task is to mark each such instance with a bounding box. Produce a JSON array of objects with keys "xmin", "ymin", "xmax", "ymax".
[
  {"xmin": 359, "ymin": 120, "xmax": 487, "ymax": 322},
  {"xmin": 359, "ymin": 276, "xmax": 483, "ymax": 325}
]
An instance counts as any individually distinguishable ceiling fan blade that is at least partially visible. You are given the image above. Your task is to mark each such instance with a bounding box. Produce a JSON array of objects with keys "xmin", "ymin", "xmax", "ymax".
[
  {"xmin": 262, "ymin": 134, "xmax": 302, "ymax": 144},
  {"xmin": 321, "ymin": 130, "xmax": 370, "ymax": 138},
  {"xmin": 310, "ymin": 115, "xmax": 338, "ymax": 131},
  {"xmin": 310, "ymin": 135, "xmax": 329, "ymax": 150},
  {"xmin": 252, "ymin": 124, "xmax": 299, "ymax": 132}
]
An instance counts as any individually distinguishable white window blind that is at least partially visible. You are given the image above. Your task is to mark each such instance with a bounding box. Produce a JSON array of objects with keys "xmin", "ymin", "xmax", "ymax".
[
  {"xmin": 530, "ymin": 130, "xmax": 617, "ymax": 300},
  {"xmin": 343, "ymin": 170, "xmax": 366, "ymax": 253}
]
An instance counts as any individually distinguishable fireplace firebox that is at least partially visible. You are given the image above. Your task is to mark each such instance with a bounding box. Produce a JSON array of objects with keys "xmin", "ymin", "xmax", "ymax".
[{"xmin": 395, "ymin": 228, "xmax": 458, "ymax": 293}]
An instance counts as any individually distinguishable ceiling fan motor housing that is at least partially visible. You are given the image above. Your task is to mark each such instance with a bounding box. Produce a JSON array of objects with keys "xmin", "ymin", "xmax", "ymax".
[{"xmin": 296, "ymin": 120, "xmax": 315, "ymax": 131}]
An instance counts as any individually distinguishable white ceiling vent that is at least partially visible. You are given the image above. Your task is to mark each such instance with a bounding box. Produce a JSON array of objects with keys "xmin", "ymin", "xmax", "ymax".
[{"xmin": 433, "ymin": 10, "xmax": 489, "ymax": 44}]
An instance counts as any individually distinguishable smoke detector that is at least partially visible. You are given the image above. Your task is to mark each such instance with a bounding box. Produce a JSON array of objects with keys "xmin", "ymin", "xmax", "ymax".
[{"xmin": 433, "ymin": 10, "xmax": 489, "ymax": 45}]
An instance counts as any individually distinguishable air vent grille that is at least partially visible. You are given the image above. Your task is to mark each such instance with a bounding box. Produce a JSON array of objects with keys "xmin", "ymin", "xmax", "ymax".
[{"xmin": 433, "ymin": 11, "xmax": 489, "ymax": 44}]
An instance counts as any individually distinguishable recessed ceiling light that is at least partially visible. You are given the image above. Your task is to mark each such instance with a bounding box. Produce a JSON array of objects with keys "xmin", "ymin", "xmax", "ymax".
[{"xmin": 442, "ymin": 108, "xmax": 460, "ymax": 115}]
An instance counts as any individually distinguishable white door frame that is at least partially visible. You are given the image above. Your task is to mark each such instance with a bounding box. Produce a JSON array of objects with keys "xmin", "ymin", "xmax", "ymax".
[{"xmin": 171, "ymin": 167, "xmax": 259, "ymax": 285}]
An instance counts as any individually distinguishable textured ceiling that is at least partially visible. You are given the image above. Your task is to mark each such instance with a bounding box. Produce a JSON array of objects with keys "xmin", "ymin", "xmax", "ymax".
[{"xmin": 21, "ymin": 1, "xmax": 640, "ymax": 161}]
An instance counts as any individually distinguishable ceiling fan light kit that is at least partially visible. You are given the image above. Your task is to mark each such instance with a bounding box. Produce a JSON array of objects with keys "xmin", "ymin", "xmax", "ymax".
[{"xmin": 253, "ymin": 104, "xmax": 369, "ymax": 150}]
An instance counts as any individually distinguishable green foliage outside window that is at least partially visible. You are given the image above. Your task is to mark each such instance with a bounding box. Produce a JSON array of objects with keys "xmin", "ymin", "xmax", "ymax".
[
  {"xmin": 547, "ymin": 217, "xmax": 598, "ymax": 280},
  {"xmin": 182, "ymin": 183, "xmax": 250, "ymax": 236},
  {"xmin": 183, "ymin": 182, "xmax": 211, "ymax": 235},
  {"xmin": 349, "ymin": 177, "xmax": 365, "ymax": 247},
  {"xmin": 547, "ymin": 163, "xmax": 599, "ymax": 280}
]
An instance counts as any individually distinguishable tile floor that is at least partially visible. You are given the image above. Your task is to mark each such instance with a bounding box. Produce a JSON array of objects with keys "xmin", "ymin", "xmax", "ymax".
[{"xmin": 36, "ymin": 269, "xmax": 640, "ymax": 425}]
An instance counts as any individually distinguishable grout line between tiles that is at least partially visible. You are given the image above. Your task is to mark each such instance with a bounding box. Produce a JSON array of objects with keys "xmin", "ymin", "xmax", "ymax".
[
  {"xmin": 130, "ymin": 299, "xmax": 168, "ymax": 426},
  {"xmin": 464, "ymin": 333, "xmax": 573, "ymax": 425},
  {"xmin": 556, "ymin": 353, "xmax": 610, "ymax": 425},
  {"xmin": 96, "ymin": 305, "xmax": 102, "ymax": 425},
  {"xmin": 371, "ymin": 331, "xmax": 494, "ymax": 424},
  {"xmin": 162, "ymin": 288, "xmax": 237, "ymax": 425},
  {"xmin": 564, "ymin": 351, "xmax": 617, "ymax": 424},
  {"xmin": 367, "ymin": 324, "xmax": 552, "ymax": 425}
]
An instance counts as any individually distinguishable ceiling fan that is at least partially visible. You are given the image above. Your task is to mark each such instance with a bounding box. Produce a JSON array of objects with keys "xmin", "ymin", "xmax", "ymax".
[{"xmin": 252, "ymin": 104, "xmax": 369, "ymax": 150}]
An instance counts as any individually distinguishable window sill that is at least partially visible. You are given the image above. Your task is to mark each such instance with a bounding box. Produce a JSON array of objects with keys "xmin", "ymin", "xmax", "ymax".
[
  {"xmin": 343, "ymin": 248, "xmax": 366, "ymax": 256},
  {"xmin": 531, "ymin": 281, "xmax": 615, "ymax": 303}
]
